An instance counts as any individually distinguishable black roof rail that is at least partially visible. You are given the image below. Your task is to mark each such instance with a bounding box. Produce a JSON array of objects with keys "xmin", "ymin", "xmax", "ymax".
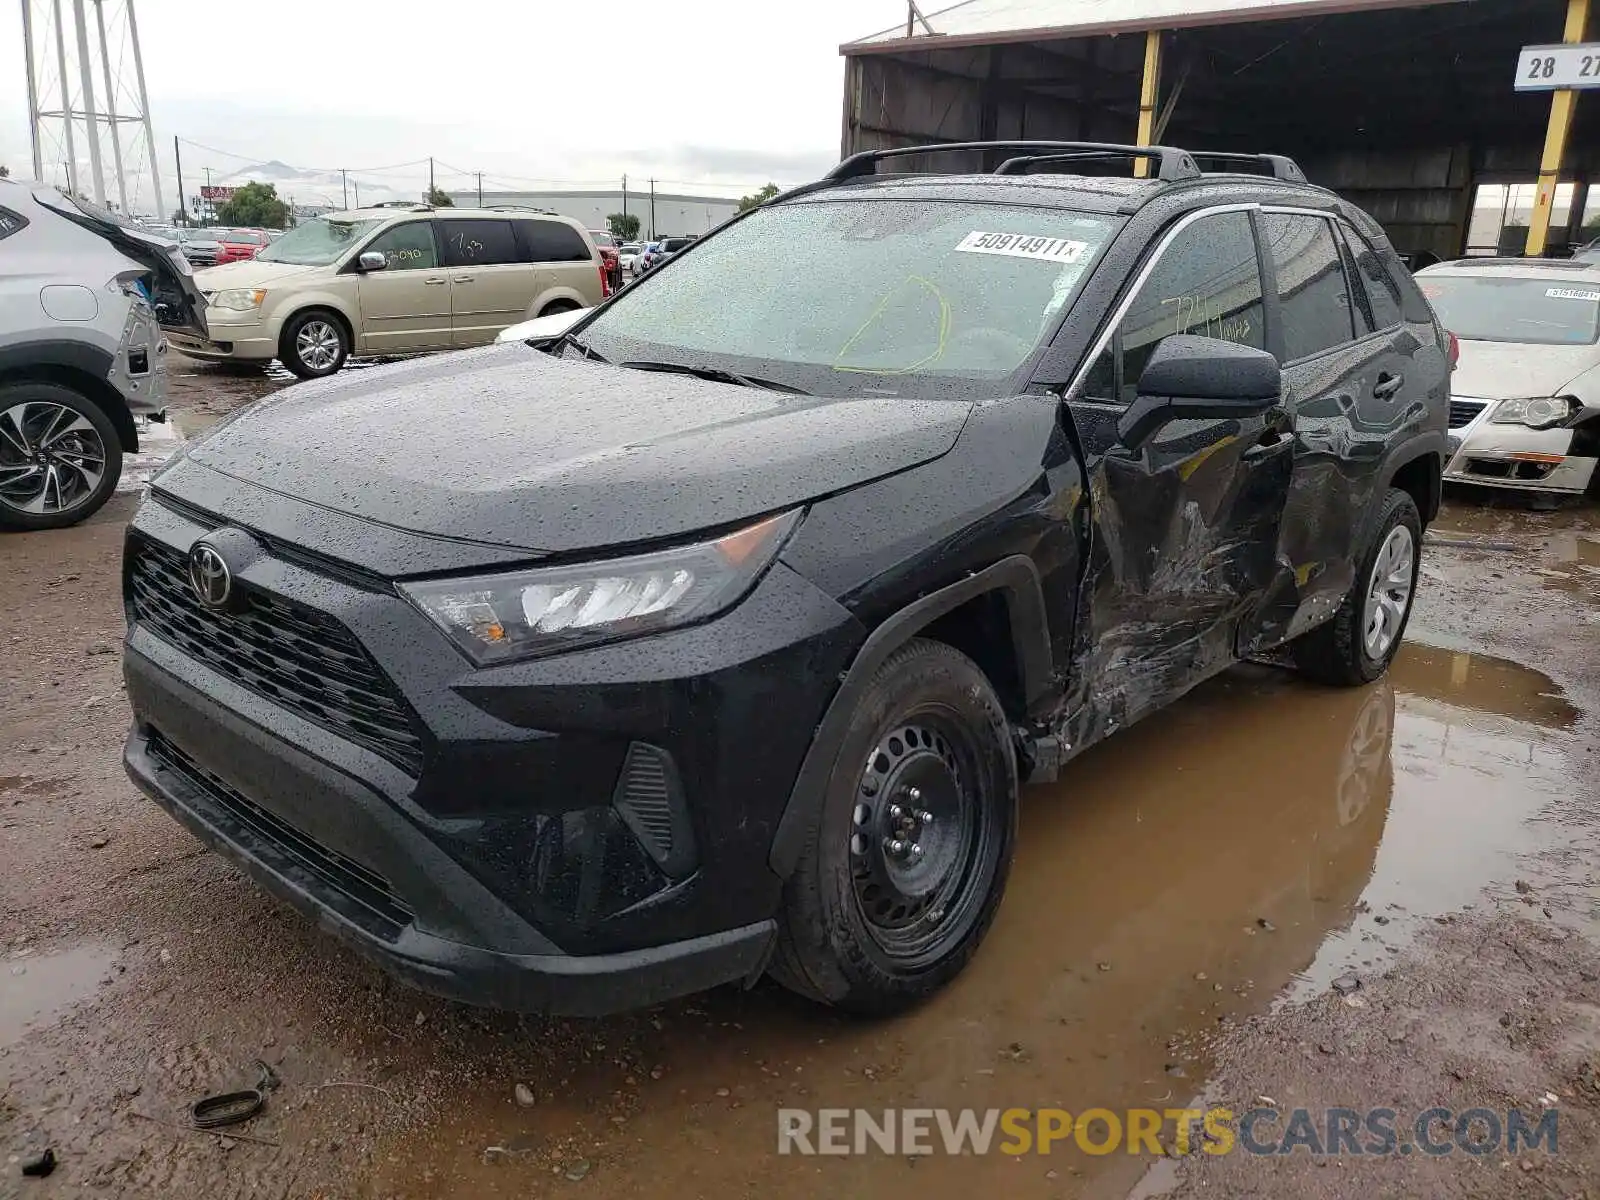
[
  {"xmin": 1189, "ymin": 152, "xmax": 1307, "ymax": 183},
  {"xmin": 827, "ymin": 140, "xmax": 1201, "ymax": 183},
  {"xmin": 483, "ymin": 203, "xmax": 558, "ymax": 214}
]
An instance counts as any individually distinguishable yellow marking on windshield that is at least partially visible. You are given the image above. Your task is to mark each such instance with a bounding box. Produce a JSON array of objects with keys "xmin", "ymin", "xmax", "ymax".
[{"xmin": 832, "ymin": 275, "xmax": 951, "ymax": 375}]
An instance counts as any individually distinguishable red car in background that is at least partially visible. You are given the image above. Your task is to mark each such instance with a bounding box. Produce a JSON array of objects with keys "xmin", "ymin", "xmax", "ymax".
[
  {"xmin": 215, "ymin": 228, "xmax": 270, "ymax": 265},
  {"xmin": 589, "ymin": 229, "xmax": 622, "ymax": 293}
]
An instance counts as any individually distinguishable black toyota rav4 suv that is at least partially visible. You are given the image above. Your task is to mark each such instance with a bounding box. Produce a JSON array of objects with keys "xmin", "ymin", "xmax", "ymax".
[{"xmin": 123, "ymin": 142, "xmax": 1449, "ymax": 1016}]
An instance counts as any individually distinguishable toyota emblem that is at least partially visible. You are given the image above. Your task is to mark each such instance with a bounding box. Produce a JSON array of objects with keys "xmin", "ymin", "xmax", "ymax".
[{"xmin": 187, "ymin": 543, "xmax": 233, "ymax": 609}]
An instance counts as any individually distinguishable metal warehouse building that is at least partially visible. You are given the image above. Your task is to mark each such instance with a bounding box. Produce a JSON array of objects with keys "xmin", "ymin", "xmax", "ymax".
[
  {"xmin": 443, "ymin": 189, "xmax": 740, "ymax": 238},
  {"xmin": 841, "ymin": 0, "xmax": 1599, "ymax": 260}
]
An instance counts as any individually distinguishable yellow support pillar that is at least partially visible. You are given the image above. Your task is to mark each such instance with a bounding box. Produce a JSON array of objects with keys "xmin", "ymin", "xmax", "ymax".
[
  {"xmin": 1526, "ymin": 0, "xmax": 1591, "ymax": 256},
  {"xmin": 1134, "ymin": 29, "xmax": 1163, "ymax": 178}
]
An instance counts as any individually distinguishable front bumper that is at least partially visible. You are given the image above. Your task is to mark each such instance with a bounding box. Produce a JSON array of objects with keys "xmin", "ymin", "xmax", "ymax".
[
  {"xmin": 123, "ymin": 680, "xmax": 775, "ymax": 1015},
  {"xmin": 1444, "ymin": 398, "xmax": 1597, "ymax": 494},
  {"xmin": 120, "ymin": 495, "xmax": 861, "ymax": 1013},
  {"xmin": 170, "ymin": 311, "xmax": 278, "ymax": 363}
]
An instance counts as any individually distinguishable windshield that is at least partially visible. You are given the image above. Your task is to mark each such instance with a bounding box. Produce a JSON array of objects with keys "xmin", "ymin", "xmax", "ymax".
[
  {"xmin": 1419, "ymin": 274, "xmax": 1600, "ymax": 346},
  {"xmin": 256, "ymin": 216, "xmax": 385, "ymax": 266},
  {"xmin": 591, "ymin": 231, "xmax": 615, "ymax": 247},
  {"xmin": 578, "ymin": 198, "xmax": 1117, "ymax": 396},
  {"xmin": 225, "ymin": 229, "xmax": 267, "ymax": 244}
]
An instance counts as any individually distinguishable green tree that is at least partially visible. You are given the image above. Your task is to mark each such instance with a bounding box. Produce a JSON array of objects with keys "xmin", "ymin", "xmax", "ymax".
[
  {"xmin": 425, "ymin": 185, "xmax": 454, "ymax": 207},
  {"xmin": 737, "ymin": 182, "xmax": 780, "ymax": 213},
  {"xmin": 607, "ymin": 212, "xmax": 640, "ymax": 240},
  {"xmin": 215, "ymin": 181, "xmax": 289, "ymax": 229}
]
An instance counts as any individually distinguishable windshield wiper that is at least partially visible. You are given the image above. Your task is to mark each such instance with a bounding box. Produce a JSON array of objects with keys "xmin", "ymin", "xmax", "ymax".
[
  {"xmin": 619, "ymin": 360, "xmax": 810, "ymax": 395},
  {"xmin": 556, "ymin": 332, "xmax": 608, "ymax": 362}
]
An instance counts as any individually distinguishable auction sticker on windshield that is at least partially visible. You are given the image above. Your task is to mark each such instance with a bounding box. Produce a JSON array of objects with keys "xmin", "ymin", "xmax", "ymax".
[
  {"xmin": 1546, "ymin": 287, "xmax": 1600, "ymax": 301},
  {"xmin": 956, "ymin": 232, "xmax": 1088, "ymax": 263}
]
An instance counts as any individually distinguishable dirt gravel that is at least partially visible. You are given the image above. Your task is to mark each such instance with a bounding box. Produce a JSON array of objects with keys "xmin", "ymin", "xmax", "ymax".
[{"xmin": 2, "ymin": 357, "xmax": 1599, "ymax": 1199}]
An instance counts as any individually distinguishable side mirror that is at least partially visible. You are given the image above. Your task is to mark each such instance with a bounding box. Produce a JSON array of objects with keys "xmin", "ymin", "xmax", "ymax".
[
  {"xmin": 1116, "ymin": 335, "xmax": 1282, "ymax": 452},
  {"xmin": 356, "ymin": 251, "xmax": 387, "ymax": 272}
]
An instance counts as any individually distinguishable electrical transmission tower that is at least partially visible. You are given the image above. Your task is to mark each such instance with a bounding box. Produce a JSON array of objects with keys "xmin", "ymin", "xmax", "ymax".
[{"xmin": 19, "ymin": 0, "xmax": 164, "ymax": 219}]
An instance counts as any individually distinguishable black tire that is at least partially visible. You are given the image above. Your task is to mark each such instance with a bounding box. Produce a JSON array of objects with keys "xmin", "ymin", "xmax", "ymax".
[
  {"xmin": 1292, "ymin": 488, "xmax": 1422, "ymax": 686},
  {"xmin": 0, "ymin": 381, "xmax": 123, "ymax": 532},
  {"xmin": 770, "ymin": 638, "xmax": 1018, "ymax": 1014},
  {"xmin": 539, "ymin": 298, "xmax": 583, "ymax": 317},
  {"xmin": 280, "ymin": 309, "xmax": 349, "ymax": 379}
]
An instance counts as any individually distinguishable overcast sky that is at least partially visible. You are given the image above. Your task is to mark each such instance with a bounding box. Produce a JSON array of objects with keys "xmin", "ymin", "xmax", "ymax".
[{"xmin": 2, "ymin": 0, "xmax": 908, "ymax": 213}]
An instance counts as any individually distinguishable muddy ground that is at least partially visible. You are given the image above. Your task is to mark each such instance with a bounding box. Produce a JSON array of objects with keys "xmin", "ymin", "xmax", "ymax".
[{"xmin": 2, "ymin": 355, "xmax": 1599, "ymax": 1199}]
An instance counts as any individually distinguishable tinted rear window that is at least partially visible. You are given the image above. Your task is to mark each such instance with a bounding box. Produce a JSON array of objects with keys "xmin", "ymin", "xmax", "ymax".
[
  {"xmin": 520, "ymin": 219, "xmax": 591, "ymax": 263},
  {"xmin": 1418, "ymin": 274, "xmax": 1600, "ymax": 345}
]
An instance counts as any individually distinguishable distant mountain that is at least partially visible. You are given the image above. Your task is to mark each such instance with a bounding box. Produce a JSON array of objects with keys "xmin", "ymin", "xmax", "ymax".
[{"xmin": 215, "ymin": 160, "xmax": 414, "ymax": 208}]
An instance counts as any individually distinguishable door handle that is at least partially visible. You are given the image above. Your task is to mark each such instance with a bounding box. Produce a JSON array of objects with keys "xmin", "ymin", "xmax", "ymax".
[
  {"xmin": 453, "ymin": 275, "xmax": 474, "ymax": 283},
  {"xmin": 423, "ymin": 277, "xmax": 447, "ymax": 285},
  {"xmin": 1242, "ymin": 428, "xmax": 1289, "ymax": 460},
  {"xmin": 1373, "ymin": 372, "xmax": 1405, "ymax": 400}
]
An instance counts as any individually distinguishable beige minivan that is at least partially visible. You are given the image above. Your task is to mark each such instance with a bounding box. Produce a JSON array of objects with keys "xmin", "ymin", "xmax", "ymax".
[{"xmin": 173, "ymin": 206, "xmax": 606, "ymax": 378}]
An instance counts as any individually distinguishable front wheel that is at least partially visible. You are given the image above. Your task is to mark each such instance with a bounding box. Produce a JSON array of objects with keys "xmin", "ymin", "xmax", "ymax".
[
  {"xmin": 281, "ymin": 310, "xmax": 349, "ymax": 379},
  {"xmin": 1292, "ymin": 488, "xmax": 1422, "ymax": 686},
  {"xmin": 770, "ymin": 638, "xmax": 1017, "ymax": 1014},
  {"xmin": 0, "ymin": 382, "xmax": 122, "ymax": 531}
]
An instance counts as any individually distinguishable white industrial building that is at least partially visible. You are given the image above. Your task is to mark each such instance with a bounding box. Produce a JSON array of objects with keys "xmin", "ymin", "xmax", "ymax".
[{"xmin": 443, "ymin": 188, "xmax": 741, "ymax": 237}]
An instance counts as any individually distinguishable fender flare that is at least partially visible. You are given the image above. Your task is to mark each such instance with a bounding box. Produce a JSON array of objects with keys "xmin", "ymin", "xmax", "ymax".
[
  {"xmin": 767, "ymin": 555, "xmax": 1051, "ymax": 879},
  {"xmin": 0, "ymin": 340, "xmax": 135, "ymax": 452},
  {"xmin": 1379, "ymin": 428, "xmax": 1448, "ymax": 523}
]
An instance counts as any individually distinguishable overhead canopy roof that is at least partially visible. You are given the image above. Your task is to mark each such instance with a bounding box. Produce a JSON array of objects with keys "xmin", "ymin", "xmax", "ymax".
[{"xmin": 844, "ymin": 0, "xmax": 1464, "ymax": 52}]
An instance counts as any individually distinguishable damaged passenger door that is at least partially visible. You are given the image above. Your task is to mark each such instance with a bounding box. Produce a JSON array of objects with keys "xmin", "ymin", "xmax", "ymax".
[{"xmin": 1061, "ymin": 207, "xmax": 1295, "ymax": 743}]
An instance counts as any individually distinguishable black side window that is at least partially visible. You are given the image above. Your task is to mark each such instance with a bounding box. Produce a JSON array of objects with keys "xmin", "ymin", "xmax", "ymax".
[
  {"xmin": 1339, "ymin": 222, "xmax": 1404, "ymax": 330},
  {"xmin": 520, "ymin": 219, "xmax": 591, "ymax": 263},
  {"xmin": 1082, "ymin": 211, "xmax": 1265, "ymax": 405},
  {"xmin": 362, "ymin": 221, "xmax": 438, "ymax": 271},
  {"xmin": 1260, "ymin": 213, "xmax": 1357, "ymax": 361},
  {"xmin": 1335, "ymin": 226, "xmax": 1376, "ymax": 336},
  {"xmin": 440, "ymin": 220, "xmax": 519, "ymax": 267},
  {"xmin": 0, "ymin": 208, "xmax": 27, "ymax": 239}
]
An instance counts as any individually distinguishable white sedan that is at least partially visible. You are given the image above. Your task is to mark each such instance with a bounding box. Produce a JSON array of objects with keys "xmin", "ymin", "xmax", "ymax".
[{"xmin": 1419, "ymin": 261, "xmax": 1600, "ymax": 498}]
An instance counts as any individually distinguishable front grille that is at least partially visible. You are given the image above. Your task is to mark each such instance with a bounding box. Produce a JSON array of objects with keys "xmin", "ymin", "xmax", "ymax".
[
  {"xmin": 146, "ymin": 731, "xmax": 414, "ymax": 940},
  {"xmin": 128, "ymin": 536, "xmax": 425, "ymax": 774},
  {"xmin": 1448, "ymin": 399, "xmax": 1487, "ymax": 428}
]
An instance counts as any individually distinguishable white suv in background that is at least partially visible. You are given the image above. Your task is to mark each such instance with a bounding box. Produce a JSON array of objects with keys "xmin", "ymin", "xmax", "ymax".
[
  {"xmin": 172, "ymin": 207, "xmax": 608, "ymax": 378},
  {"xmin": 0, "ymin": 178, "xmax": 204, "ymax": 530}
]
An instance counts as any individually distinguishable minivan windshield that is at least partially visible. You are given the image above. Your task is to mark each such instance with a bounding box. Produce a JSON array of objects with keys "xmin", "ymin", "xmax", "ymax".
[
  {"xmin": 578, "ymin": 198, "xmax": 1117, "ymax": 396},
  {"xmin": 1420, "ymin": 273, "xmax": 1600, "ymax": 345},
  {"xmin": 256, "ymin": 216, "xmax": 385, "ymax": 266}
]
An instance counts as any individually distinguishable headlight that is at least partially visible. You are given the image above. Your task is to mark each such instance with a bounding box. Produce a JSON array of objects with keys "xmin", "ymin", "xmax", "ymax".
[
  {"xmin": 402, "ymin": 510, "xmax": 799, "ymax": 664},
  {"xmin": 209, "ymin": 288, "xmax": 266, "ymax": 311},
  {"xmin": 1490, "ymin": 396, "xmax": 1577, "ymax": 429}
]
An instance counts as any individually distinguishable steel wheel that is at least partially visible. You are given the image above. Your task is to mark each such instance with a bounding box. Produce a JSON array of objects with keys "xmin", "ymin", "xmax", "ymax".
[
  {"xmin": 848, "ymin": 717, "xmax": 993, "ymax": 967},
  {"xmin": 0, "ymin": 400, "xmax": 108, "ymax": 517},
  {"xmin": 1360, "ymin": 524, "xmax": 1414, "ymax": 661},
  {"xmin": 294, "ymin": 319, "xmax": 343, "ymax": 373}
]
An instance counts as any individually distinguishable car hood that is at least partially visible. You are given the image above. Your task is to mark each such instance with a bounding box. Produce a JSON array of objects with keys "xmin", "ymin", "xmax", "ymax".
[
  {"xmin": 1452, "ymin": 338, "xmax": 1600, "ymax": 398},
  {"xmin": 195, "ymin": 259, "xmax": 318, "ymax": 289},
  {"xmin": 495, "ymin": 307, "xmax": 590, "ymax": 345},
  {"xmin": 181, "ymin": 344, "xmax": 970, "ymax": 559}
]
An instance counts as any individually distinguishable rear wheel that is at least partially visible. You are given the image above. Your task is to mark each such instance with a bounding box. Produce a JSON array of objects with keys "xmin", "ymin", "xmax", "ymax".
[
  {"xmin": 1292, "ymin": 488, "xmax": 1421, "ymax": 686},
  {"xmin": 539, "ymin": 298, "xmax": 582, "ymax": 317},
  {"xmin": 0, "ymin": 382, "xmax": 122, "ymax": 531},
  {"xmin": 771, "ymin": 639, "xmax": 1017, "ymax": 1014},
  {"xmin": 281, "ymin": 310, "xmax": 348, "ymax": 379}
]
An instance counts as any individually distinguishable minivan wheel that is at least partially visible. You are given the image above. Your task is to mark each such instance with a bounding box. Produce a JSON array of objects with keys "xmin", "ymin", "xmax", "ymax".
[
  {"xmin": 0, "ymin": 382, "xmax": 122, "ymax": 531},
  {"xmin": 1292, "ymin": 487, "xmax": 1422, "ymax": 686},
  {"xmin": 771, "ymin": 638, "xmax": 1017, "ymax": 1014},
  {"xmin": 281, "ymin": 310, "xmax": 348, "ymax": 378}
]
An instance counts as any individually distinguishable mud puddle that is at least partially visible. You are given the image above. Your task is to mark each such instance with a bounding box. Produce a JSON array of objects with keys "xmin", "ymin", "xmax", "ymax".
[
  {"xmin": 359, "ymin": 641, "xmax": 1587, "ymax": 1199},
  {"xmin": 1, "ymin": 943, "xmax": 117, "ymax": 1050}
]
